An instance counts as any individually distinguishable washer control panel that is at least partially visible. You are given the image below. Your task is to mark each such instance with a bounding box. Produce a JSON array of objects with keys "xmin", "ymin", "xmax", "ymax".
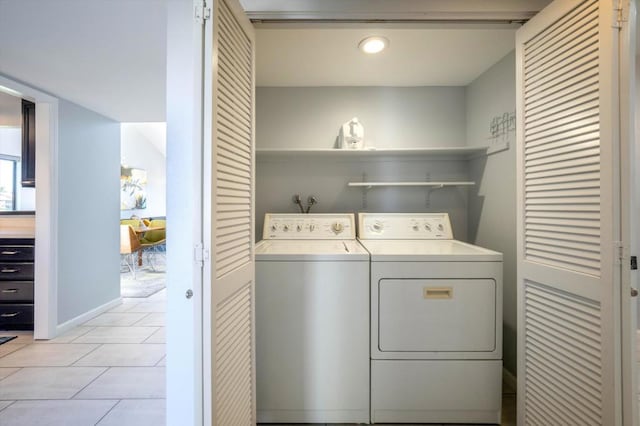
[
  {"xmin": 358, "ymin": 213, "xmax": 453, "ymax": 239},
  {"xmin": 263, "ymin": 214, "xmax": 356, "ymax": 239}
]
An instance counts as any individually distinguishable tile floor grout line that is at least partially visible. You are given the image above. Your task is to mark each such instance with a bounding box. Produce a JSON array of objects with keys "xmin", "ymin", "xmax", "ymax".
[
  {"xmin": 70, "ymin": 344, "xmax": 105, "ymax": 366},
  {"xmin": 131, "ymin": 312, "xmax": 154, "ymax": 326},
  {"xmin": 66, "ymin": 326, "xmax": 98, "ymax": 343},
  {"xmin": 93, "ymin": 398, "xmax": 122, "ymax": 425},
  {"xmin": 0, "ymin": 400, "xmax": 17, "ymax": 413},
  {"xmin": 0, "ymin": 366, "xmax": 23, "ymax": 382},
  {"xmin": 69, "ymin": 366, "xmax": 112, "ymax": 400},
  {"xmin": 142, "ymin": 327, "xmax": 163, "ymax": 343}
]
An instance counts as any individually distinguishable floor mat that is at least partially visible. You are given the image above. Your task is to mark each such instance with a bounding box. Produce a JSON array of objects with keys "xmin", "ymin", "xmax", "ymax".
[
  {"xmin": 0, "ymin": 336, "xmax": 17, "ymax": 345},
  {"xmin": 121, "ymin": 275, "xmax": 166, "ymax": 298}
]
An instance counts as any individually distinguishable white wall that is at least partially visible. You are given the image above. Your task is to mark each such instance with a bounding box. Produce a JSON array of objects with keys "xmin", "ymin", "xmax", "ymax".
[
  {"xmin": 120, "ymin": 122, "xmax": 166, "ymax": 219},
  {"xmin": 465, "ymin": 51, "xmax": 517, "ymax": 376},
  {"xmin": 256, "ymin": 86, "xmax": 471, "ymax": 240},
  {"xmin": 57, "ymin": 99, "xmax": 120, "ymax": 324}
]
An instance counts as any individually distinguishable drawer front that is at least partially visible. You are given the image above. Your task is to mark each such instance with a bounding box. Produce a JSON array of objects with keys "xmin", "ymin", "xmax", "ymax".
[
  {"xmin": 0, "ymin": 304, "xmax": 34, "ymax": 327},
  {"xmin": 0, "ymin": 263, "xmax": 34, "ymax": 281},
  {"xmin": 378, "ymin": 278, "xmax": 496, "ymax": 352},
  {"xmin": 0, "ymin": 245, "xmax": 34, "ymax": 262},
  {"xmin": 0, "ymin": 281, "xmax": 34, "ymax": 302}
]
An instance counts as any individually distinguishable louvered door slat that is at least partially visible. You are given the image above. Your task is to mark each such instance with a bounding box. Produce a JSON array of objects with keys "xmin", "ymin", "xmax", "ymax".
[
  {"xmin": 525, "ymin": 37, "xmax": 598, "ymax": 91},
  {"xmin": 523, "ymin": 280, "xmax": 603, "ymax": 425},
  {"xmin": 525, "ymin": 91, "xmax": 597, "ymax": 127},
  {"xmin": 215, "ymin": 282, "xmax": 253, "ymax": 426},
  {"xmin": 210, "ymin": 0, "xmax": 255, "ymax": 425},
  {"xmin": 526, "ymin": 76, "xmax": 597, "ymax": 114}
]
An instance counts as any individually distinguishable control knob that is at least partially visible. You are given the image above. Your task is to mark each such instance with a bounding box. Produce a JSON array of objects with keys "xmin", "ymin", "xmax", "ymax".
[
  {"xmin": 424, "ymin": 224, "xmax": 432, "ymax": 232},
  {"xmin": 412, "ymin": 224, "xmax": 419, "ymax": 231},
  {"xmin": 437, "ymin": 224, "xmax": 444, "ymax": 231},
  {"xmin": 371, "ymin": 221, "xmax": 384, "ymax": 233},
  {"xmin": 296, "ymin": 225, "xmax": 302, "ymax": 232},
  {"xmin": 271, "ymin": 224, "xmax": 277, "ymax": 232},
  {"xmin": 282, "ymin": 224, "xmax": 289, "ymax": 232},
  {"xmin": 309, "ymin": 224, "xmax": 315, "ymax": 232},
  {"xmin": 332, "ymin": 222, "xmax": 344, "ymax": 234}
]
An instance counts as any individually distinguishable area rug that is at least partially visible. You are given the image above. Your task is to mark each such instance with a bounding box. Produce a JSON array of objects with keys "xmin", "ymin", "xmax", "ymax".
[
  {"xmin": 0, "ymin": 336, "xmax": 17, "ymax": 345},
  {"xmin": 121, "ymin": 274, "xmax": 166, "ymax": 298}
]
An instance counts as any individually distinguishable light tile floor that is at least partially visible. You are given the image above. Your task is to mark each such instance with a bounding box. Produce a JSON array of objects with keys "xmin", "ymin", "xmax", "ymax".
[
  {"xmin": 0, "ymin": 278, "xmax": 518, "ymax": 425},
  {"xmin": 0, "ymin": 287, "xmax": 166, "ymax": 425}
]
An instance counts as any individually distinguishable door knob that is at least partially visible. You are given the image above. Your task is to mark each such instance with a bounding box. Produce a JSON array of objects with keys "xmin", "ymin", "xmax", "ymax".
[{"xmin": 631, "ymin": 288, "xmax": 638, "ymax": 297}]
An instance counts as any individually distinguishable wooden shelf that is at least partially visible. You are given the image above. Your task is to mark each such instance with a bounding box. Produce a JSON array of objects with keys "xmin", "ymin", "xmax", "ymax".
[
  {"xmin": 256, "ymin": 146, "xmax": 488, "ymax": 159},
  {"xmin": 348, "ymin": 181, "xmax": 475, "ymax": 188}
]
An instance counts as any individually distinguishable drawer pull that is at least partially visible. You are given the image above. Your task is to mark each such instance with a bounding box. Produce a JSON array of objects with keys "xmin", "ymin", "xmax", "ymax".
[
  {"xmin": 1, "ymin": 251, "xmax": 19, "ymax": 255},
  {"xmin": 1, "ymin": 269, "xmax": 19, "ymax": 273},
  {"xmin": 423, "ymin": 287, "xmax": 453, "ymax": 299},
  {"xmin": 0, "ymin": 312, "xmax": 19, "ymax": 318},
  {"xmin": 1, "ymin": 289, "xmax": 18, "ymax": 293}
]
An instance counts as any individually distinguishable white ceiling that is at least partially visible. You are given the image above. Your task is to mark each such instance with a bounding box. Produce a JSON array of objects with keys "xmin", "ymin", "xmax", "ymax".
[
  {"xmin": 0, "ymin": 0, "xmax": 166, "ymax": 123},
  {"xmin": 0, "ymin": 1, "xmax": 546, "ymax": 122},
  {"xmin": 256, "ymin": 27, "xmax": 516, "ymax": 87}
]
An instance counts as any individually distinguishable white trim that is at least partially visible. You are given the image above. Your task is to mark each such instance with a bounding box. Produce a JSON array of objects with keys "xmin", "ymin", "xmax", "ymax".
[
  {"xmin": 618, "ymin": 1, "xmax": 637, "ymax": 425},
  {"xmin": 0, "ymin": 74, "xmax": 59, "ymax": 340},
  {"xmin": 241, "ymin": 0, "xmax": 549, "ymax": 22},
  {"xmin": 54, "ymin": 297, "xmax": 121, "ymax": 336}
]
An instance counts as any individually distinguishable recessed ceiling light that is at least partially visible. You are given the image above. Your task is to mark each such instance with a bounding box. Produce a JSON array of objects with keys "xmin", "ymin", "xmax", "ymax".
[{"xmin": 358, "ymin": 36, "xmax": 389, "ymax": 54}]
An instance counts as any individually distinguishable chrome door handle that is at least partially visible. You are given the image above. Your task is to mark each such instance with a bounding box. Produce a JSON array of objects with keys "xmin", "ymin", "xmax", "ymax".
[
  {"xmin": 1, "ymin": 269, "xmax": 18, "ymax": 273},
  {"xmin": 1, "ymin": 251, "xmax": 19, "ymax": 255},
  {"xmin": 0, "ymin": 312, "xmax": 19, "ymax": 318},
  {"xmin": 1, "ymin": 289, "xmax": 18, "ymax": 293}
]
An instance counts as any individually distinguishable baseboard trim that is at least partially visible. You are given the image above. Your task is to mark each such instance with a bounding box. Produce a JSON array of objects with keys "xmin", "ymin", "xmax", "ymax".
[
  {"xmin": 55, "ymin": 297, "xmax": 122, "ymax": 337},
  {"xmin": 503, "ymin": 367, "xmax": 517, "ymax": 395}
]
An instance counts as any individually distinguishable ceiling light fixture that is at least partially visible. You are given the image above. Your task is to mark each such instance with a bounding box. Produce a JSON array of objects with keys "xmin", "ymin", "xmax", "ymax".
[{"xmin": 358, "ymin": 36, "xmax": 389, "ymax": 54}]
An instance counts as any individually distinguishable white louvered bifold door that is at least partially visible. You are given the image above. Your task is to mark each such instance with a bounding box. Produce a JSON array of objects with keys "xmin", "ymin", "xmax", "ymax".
[
  {"xmin": 203, "ymin": 0, "xmax": 256, "ymax": 425},
  {"xmin": 516, "ymin": 0, "xmax": 623, "ymax": 425}
]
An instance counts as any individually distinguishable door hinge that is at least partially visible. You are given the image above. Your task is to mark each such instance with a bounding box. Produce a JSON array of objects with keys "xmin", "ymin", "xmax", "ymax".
[
  {"xmin": 195, "ymin": 1, "xmax": 211, "ymax": 24},
  {"xmin": 613, "ymin": 2, "xmax": 628, "ymax": 29},
  {"xmin": 194, "ymin": 243, "xmax": 210, "ymax": 266},
  {"xmin": 631, "ymin": 256, "xmax": 638, "ymax": 270},
  {"xmin": 615, "ymin": 241, "xmax": 624, "ymax": 265}
]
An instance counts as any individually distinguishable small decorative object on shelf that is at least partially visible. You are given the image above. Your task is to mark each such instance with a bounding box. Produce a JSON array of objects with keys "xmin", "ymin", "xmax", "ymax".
[{"xmin": 338, "ymin": 117, "xmax": 365, "ymax": 150}]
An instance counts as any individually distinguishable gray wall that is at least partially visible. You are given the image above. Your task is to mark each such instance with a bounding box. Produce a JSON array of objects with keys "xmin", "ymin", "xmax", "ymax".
[
  {"xmin": 465, "ymin": 51, "xmax": 517, "ymax": 375},
  {"xmin": 256, "ymin": 86, "xmax": 471, "ymax": 240},
  {"xmin": 57, "ymin": 99, "xmax": 120, "ymax": 324},
  {"xmin": 257, "ymin": 86, "xmax": 466, "ymax": 150}
]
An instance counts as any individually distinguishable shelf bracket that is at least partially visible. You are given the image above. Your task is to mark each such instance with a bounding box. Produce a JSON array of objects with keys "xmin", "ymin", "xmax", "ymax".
[{"xmin": 361, "ymin": 172, "xmax": 368, "ymax": 209}]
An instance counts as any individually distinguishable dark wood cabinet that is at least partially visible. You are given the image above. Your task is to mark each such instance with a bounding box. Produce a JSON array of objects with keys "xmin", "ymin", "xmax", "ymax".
[
  {"xmin": 21, "ymin": 99, "xmax": 36, "ymax": 188},
  {"xmin": 0, "ymin": 238, "xmax": 34, "ymax": 330}
]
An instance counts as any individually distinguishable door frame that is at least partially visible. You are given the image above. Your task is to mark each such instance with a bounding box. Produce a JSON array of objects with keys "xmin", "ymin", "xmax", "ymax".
[
  {"xmin": 0, "ymin": 74, "xmax": 59, "ymax": 340},
  {"xmin": 620, "ymin": 1, "xmax": 638, "ymax": 425},
  {"xmin": 165, "ymin": 1, "xmax": 206, "ymax": 424}
]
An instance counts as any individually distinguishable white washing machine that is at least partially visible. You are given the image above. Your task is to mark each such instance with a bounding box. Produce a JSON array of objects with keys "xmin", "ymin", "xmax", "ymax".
[
  {"xmin": 255, "ymin": 213, "xmax": 370, "ymax": 424},
  {"xmin": 358, "ymin": 213, "xmax": 503, "ymax": 424}
]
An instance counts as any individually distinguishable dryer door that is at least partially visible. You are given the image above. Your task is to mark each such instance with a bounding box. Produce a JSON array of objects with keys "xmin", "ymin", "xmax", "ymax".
[{"xmin": 378, "ymin": 278, "xmax": 496, "ymax": 352}]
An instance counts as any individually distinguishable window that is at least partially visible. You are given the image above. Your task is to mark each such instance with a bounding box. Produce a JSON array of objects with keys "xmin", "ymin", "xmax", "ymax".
[{"xmin": 0, "ymin": 157, "xmax": 18, "ymax": 211}]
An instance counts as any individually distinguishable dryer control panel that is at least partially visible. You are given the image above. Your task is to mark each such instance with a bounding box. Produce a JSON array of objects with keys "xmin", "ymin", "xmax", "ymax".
[
  {"xmin": 263, "ymin": 214, "xmax": 356, "ymax": 240},
  {"xmin": 358, "ymin": 213, "xmax": 453, "ymax": 240}
]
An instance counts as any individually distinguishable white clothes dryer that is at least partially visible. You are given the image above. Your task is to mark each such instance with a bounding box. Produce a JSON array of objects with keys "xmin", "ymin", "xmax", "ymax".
[
  {"xmin": 255, "ymin": 213, "xmax": 370, "ymax": 424},
  {"xmin": 358, "ymin": 213, "xmax": 503, "ymax": 424}
]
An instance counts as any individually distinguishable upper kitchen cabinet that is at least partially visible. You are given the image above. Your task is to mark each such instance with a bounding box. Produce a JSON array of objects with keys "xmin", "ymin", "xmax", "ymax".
[{"xmin": 21, "ymin": 99, "xmax": 35, "ymax": 187}]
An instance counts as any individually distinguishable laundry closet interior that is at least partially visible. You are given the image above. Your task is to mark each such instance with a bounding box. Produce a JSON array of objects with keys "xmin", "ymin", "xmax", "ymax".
[
  {"xmin": 251, "ymin": 21, "xmax": 519, "ymax": 425},
  {"xmin": 253, "ymin": 25, "xmax": 517, "ymax": 358}
]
